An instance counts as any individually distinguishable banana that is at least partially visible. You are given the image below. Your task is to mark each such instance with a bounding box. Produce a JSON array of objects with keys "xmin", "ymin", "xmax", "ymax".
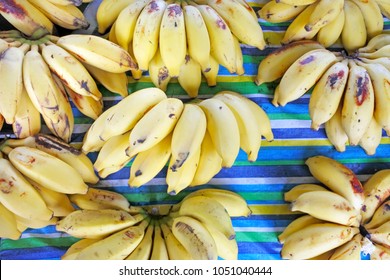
[
  {"xmin": 159, "ymin": 3, "xmax": 187, "ymax": 77},
  {"xmin": 114, "ymin": 0, "xmax": 150, "ymax": 50},
  {"xmin": 272, "ymin": 48, "xmax": 338, "ymax": 107},
  {"xmin": 129, "ymin": 133, "xmax": 172, "ymax": 188},
  {"xmin": 169, "ymin": 103, "xmax": 207, "ymax": 174},
  {"xmin": 358, "ymin": 44, "xmax": 390, "ymax": 60},
  {"xmin": 341, "ymin": 60, "xmax": 375, "ymax": 146},
  {"xmin": 126, "ymin": 98, "xmax": 184, "ymax": 158},
  {"xmin": 377, "ymin": 0, "xmax": 390, "ymax": 18},
  {"xmin": 202, "ymin": 55, "xmax": 219, "ymax": 87},
  {"xmin": 5, "ymin": 133, "xmax": 99, "ymax": 184},
  {"xmin": 74, "ymin": 218, "xmax": 150, "ymax": 260},
  {"xmin": 304, "ymin": 0, "xmax": 344, "ymax": 32},
  {"xmin": 0, "ymin": 44, "xmax": 28, "ymax": 124},
  {"xmin": 276, "ymin": 0, "xmax": 317, "ymax": 5},
  {"xmin": 0, "ymin": 157, "xmax": 53, "ymax": 221},
  {"xmin": 0, "ymin": 202, "xmax": 22, "ymax": 240},
  {"xmin": 370, "ymin": 243, "xmax": 390, "ymax": 260},
  {"xmin": 290, "ymin": 190, "xmax": 361, "ymax": 227},
  {"xmin": 150, "ymin": 221, "xmax": 169, "ymax": 260},
  {"xmin": 93, "ymin": 131, "xmax": 133, "ymax": 179},
  {"xmin": 198, "ymin": 98, "xmax": 240, "ymax": 167},
  {"xmin": 258, "ymin": 0, "xmax": 307, "ymax": 23},
  {"xmin": 329, "ymin": 233, "xmax": 363, "ymax": 260},
  {"xmin": 12, "ymin": 87, "xmax": 41, "ymax": 139},
  {"xmin": 359, "ymin": 57, "xmax": 390, "ymax": 73},
  {"xmin": 316, "ymin": 9, "xmax": 345, "ymax": 48},
  {"xmin": 125, "ymin": 222, "xmax": 154, "ymax": 260},
  {"xmin": 69, "ymin": 187, "xmax": 131, "ymax": 212},
  {"xmin": 358, "ymin": 117, "xmax": 383, "ymax": 156},
  {"xmin": 160, "ymin": 221, "xmax": 192, "ymax": 260},
  {"xmin": 132, "ymin": 0, "xmax": 167, "ymax": 71},
  {"xmin": 28, "ymin": 0, "xmax": 89, "ymax": 30},
  {"xmin": 305, "ymin": 155, "xmax": 365, "ymax": 211},
  {"xmin": 62, "ymin": 238, "xmax": 102, "ymax": 260},
  {"xmin": 46, "ymin": 0, "xmax": 83, "ymax": 6},
  {"xmin": 0, "ymin": 0, "xmax": 53, "ymax": 37},
  {"xmin": 204, "ymin": 222, "xmax": 238, "ymax": 260},
  {"xmin": 309, "ymin": 59, "xmax": 349, "ymax": 131},
  {"xmin": 284, "ymin": 183, "xmax": 329, "ymax": 202},
  {"xmin": 190, "ymin": 131, "xmax": 222, "ymax": 187},
  {"xmin": 213, "ymin": 92, "xmax": 261, "ymax": 161},
  {"xmin": 367, "ymin": 220, "xmax": 390, "ymax": 248},
  {"xmin": 15, "ymin": 214, "xmax": 59, "ymax": 229},
  {"xmin": 350, "ymin": 0, "xmax": 383, "ymax": 39},
  {"xmin": 358, "ymin": 33, "xmax": 390, "ymax": 53},
  {"xmin": 255, "ymin": 40, "xmax": 324, "ymax": 86},
  {"xmin": 171, "ymin": 215, "xmax": 218, "ymax": 260},
  {"xmin": 0, "ymin": 114, "xmax": 4, "ymax": 131},
  {"xmin": 364, "ymin": 201, "xmax": 390, "ymax": 229},
  {"xmin": 177, "ymin": 55, "xmax": 202, "ymax": 97},
  {"xmin": 7, "ymin": 146, "xmax": 88, "ymax": 194},
  {"xmin": 206, "ymin": 0, "xmax": 266, "ymax": 50},
  {"xmin": 361, "ymin": 169, "xmax": 390, "ymax": 223},
  {"xmin": 96, "ymin": 0, "xmax": 136, "ymax": 34},
  {"xmin": 232, "ymin": 34, "xmax": 244, "ymax": 75},
  {"xmin": 41, "ymin": 42, "xmax": 102, "ymax": 101},
  {"xmin": 82, "ymin": 87, "xmax": 167, "ymax": 153},
  {"xmin": 148, "ymin": 49, "xmax": 171, "ymax": 91},
  {"xmin": 56, "ymin": 34, "xmax": 137, "ymax": 73},
  {"xmin": 325, "ymin": 102, "xmax": 349, "ymax": 152},
  {"xmin": 341, "ymin": 0, "xmax": 367, "ymax": 53},
  {"xmin": 56, "ymin": 209, "xmax": 145, "ymax": 239},
  {"xmin": 281, "ymin": 3, "xmax": 322, "ymax": 44},
  {"xmin": 183, "ymin": 4, "xmax": 211, "ymax": 72},
  {"xmin": 196, "ymin": 4, "xmax": 236, "ymax": 73},
  {"xmin": 278, "ymin": 215, "xmax": 324, "ymax": 244},
  {"xmin": 281, "ymin": 222, "xmax": 360, "ymax": 260},
  {"xmin": 82, "ymin": 63, "xmax": 128, "ymax": 98}
]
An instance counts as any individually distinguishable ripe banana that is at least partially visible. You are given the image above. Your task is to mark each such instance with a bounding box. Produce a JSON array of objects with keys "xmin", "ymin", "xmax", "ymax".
[
  {"xmin": 125, "ymin": 222, "xmax": 154, "ymax": 260},
  {"xmin": 325, "ymin": 103, "xmax": 349, "ymax": 152},
  {"xmin": 281, "ymin": 222, "xmax": 359, "ymax": 260},
  {"xmin": 96, "ymin": 0, "xmax": 136, "ymax": 34},
  {"xmin": 278, "ymin": 215, "xmax": 324, "ymax": 244},
  {"xmin": 0, "ymin": 202, "xmax": 22, "ymax": 240},
  {"xmin": 276, "ymin": 0, "xmax": 317, "ymax": 5},
  {"xmin": 358, "ymin": 33, "xmax": 390, "ymax": 53},
  {"xmin": 15, "ymin": 214, "xmax": 59, "ymax": 229},
  {"xmin": 329, "ymin": 233, "xmax": 363, "ymax": 260},
  {"xmin": 272, "ymin": 48, "xmax": 338, "ymax": 107},
  {"xmin": 316, "ymin": 9, "xmax": 345, "ymax": 48},
  {"xmin": 148, "ymin": 49, "xmax": 171, "ymax": 92},
  {"xmin": 358, "ymin": 117, "xmax": 383, "ymax": 156},
  {"xmin": 177, "ymin": 55, "xmax": 202, "ymax": 97},
  {"xmin": 304, "ymin": 0, "xmax": 344, "ymax": 32},
  {"xmin": 150, "ymin": 221, "xmax": 169, "ymax": 260},
  {"xmin": 364, "ymin": 201, "xmax": 390, "ymax": 229},
  {"xmin": 204, "ymin": 222, "xmax": 238, "ymax": 260},
  {"xmin": 305, "ymin": 155, "xmax": 365, "ymax": 210},
  {"xmin": 350, "ymin": 0, "xmax": 383, "ymax": 39},
  {"xmin": 160, "ymin": 221, "xmax": 192, "ymax": 260},
  {"xmin": 284, "ymin": 183, "xmax": 329, "ymax": 202},
  {"xmin": 258, "ymin": 0, "xmax": 307, "ymax": 23},
  {"xmin": 61, "ymin": 238, "xmax": 102, "ymax": 260},
  {"xmin": 202, "ymin": 55, "xmax": 219, "ymax": 87},
  {"xmin": 370, "ymin": 243, "xmax": 390, "ymax": 260},
  {"xmin": 309, "ymin": 59, "xmax": 349, "ymax": 131},
  {"xmin": 358, "ymin": 45, "xmax": 390, "ymax": 60},
  {"xmin": 341, "ymin": 0, "xmax": 367, "ymax": 53},
  {"xmin": 367, "ymin": 220, "xmax": 390, "ymax": 248}
]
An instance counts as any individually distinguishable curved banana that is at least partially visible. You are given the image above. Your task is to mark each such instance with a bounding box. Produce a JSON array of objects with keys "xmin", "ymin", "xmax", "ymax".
[
  {"xmin": 325, "ymin": 103, "xmax": 349, "ymax": 152},
  {"xmin": 329, "ymin": 233, "xmax": 363, "ymax": 260},
  {"xmin": 358, "ymin": 117, "xmax": 383, "ymax": 156},
  {"xmin": 56, "ymin": 34, "xmax": 137, "ymax": 73},
  {"xmin": 364, "ymin": 200, "xmax": 390, "ymax": 229},
  {"xmin": 278, "ymin": 215, "xmax": 324, "ymax": 244},
  {"xmin": 0, "ymin": 202, "xmax": 22, "ymax": 240},
  {"xmin": 358, "ymin": 44, "xmax": 390, "ymax": 60},
  {"xmin": 150, "ymin": 221, "xmax": 169, "ymax": 260},
  {"xmin": 177, "ymin": 55, "xmax": 202, "ymax": 97},
  {"xmin": 148, "ymin": 49, "xmax": 171, "ymax": 91},
  {"xmin": 281, "ymin": 222, "xmax": 359, "ymax": 260},
  {"xmin": 255, "ymin": 39, "xmax": 324, "ymax": 86},
  {"xmin": 290, "ymin": 190, "xmax": 361, "ymax": 227},
  {"xmin": 309, "ymin": 59, "xmax": 349, "ymax": 131},
  {"xmin": 305, "ymin": 155, "xmax": 365, "ymax": 211},
  {"xmin": 132, "ymin": 0, "xmax": 167, "ymax": 71},
  {"xmin": 125, "ymin": 222, "xmax": 154, "ymax": 260},
  {"xmin": 305, "ymin": 0, "xmax": 344, "ymax": 31},
  {"xmin": 7, "ymin": 146, "xmax": 88, "ymax": 194},
  {"xmin": 316, "ymin": 9, "xmax": 345, "ymax": 48},
  {"xmin": 277, "ymin": 0, "xmax": 317, "ymax": 5},
  {"xmin": 258, "ymin": 1, "xmax": 307, "ymax": 23},
  {"xmin": 0, "ymin": 157, "xmax": 53, "ymax": 221},
  {"xmin": 358, "ymin": 33, "xmax": 390, "ymax": 53},
  {"xmin": 160, "ymin": 221, "xmax": 192, "ymax": 260},
  {"xmin": 198, "ymin": 98, "xmax": 240, "ymax": 167},
  {"xmin": 202, "ymin": 55, "xmax": 219, "ymax": 86},
  {"xmin": 367, "ymin": 220, "xmax": 390, "ymax": 248},
  {"xmin": 341, "ymin": 0, "xmax": 367, "ymax": 53},
  {"xmin": 126, "ymin": 98, "xmax": 184, "ymax": 158},
  {"xmin": 376, "ymin": 0, "xmax": 390, "ymax": 18},
  {"xmin": 15, "ymin": 214, "xmax": 59, "ymax": 230},
  {"xmin": 61, "ymin": 238, "xmax": 102, "ymax": 260},
  {"xmin": 232, "ymin": 34, "xmax": 244, "ymax": 75},
  {"xmin": 171, "ymin": 215, "xmax": 218, "ymax": 260},
  {"xmin": 96, "ymin": 0, "xmax": 137, "ymax": 34},
  {"xmin": 272, "ymin": 48, "xmax": 338, "ymax": 107},
  {"xmin": 350, "ymin": 0, "xmax": 383, "ymax": 39},
  {"xmin": 370, "ymin": 243, "xmax": 390, "ymax": 260},
  {"xmin": 341, "ymin": 60, "xmax": 375, "ymax": 146},
  {"xmin": 204, "ymin": 222, "xmax": 238, "ymax": 260},
  {"xmin": 284, "ymin": 183, "xmax": 329, "ymax": 202}
]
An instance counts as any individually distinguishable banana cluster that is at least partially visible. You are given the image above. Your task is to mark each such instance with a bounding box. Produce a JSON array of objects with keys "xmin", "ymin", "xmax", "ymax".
[
  {"xmin": 96, "ymin": 0, "xmax": 266, "ymax": 97},
  {"xmin": 255, "ymin": 34, "xmax": 390, "ymax": 155},
  {"xmin": 58, "ymin": 187, "xmax": 251, "ymax": 260},
  {"xmin": 0, "ymin": 133, "xmax": 98, "ymax": 240},
  {"xmin": 0, "ymin": 0, "xmax": 93, "ymax": 37},
  {"xmin": 82, "ymin": 87, "xmax": 273, "ymax": 194},
  {"xmin": 258, "ymin": 0, "xmax": 389, "ymax": 52},
  {"xmin": 279, "ymin": 155, "xmax": 390, "ymax": 260},
  {"xmin": 0, "ymin": 30, "xmax": 134, "ymax": 142}
]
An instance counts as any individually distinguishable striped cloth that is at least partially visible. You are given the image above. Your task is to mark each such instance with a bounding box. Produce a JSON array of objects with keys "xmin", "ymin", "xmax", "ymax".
[{"xmin": 1, "ymin": 1, "xmax": 390, "ymax": 260}]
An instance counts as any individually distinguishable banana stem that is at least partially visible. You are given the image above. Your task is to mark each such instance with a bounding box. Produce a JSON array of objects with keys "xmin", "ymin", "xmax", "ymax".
[
  {"xmin": 0, "ymin": 145, "xmax": 13, "ymax": 155},
  {"xmin": 128, "ymin": 205, "xmax": 147, "ymax": 215},
  {"xmin": 138, "ymin": 216, "xmax": 152, "ymax": 231}
]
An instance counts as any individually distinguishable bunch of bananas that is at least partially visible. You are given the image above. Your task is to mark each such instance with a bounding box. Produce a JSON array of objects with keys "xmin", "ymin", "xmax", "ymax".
[
  {"xmin": 255, "ymin": 34, "xmax": 390, "ymax": 155},
  {"xmin": 258, "ymin": 0, "xmax": 389, "ymax": 51},
  {"xmin": 279, "ymin": 155, "xmax": 390, "ymax": 260},
  {"xmin": 0, "ymin": 30, "xmax": 134, "ymax": 142},
  {"xmin": 0, "ymin": 0, "xmax": 93, "ymax": 37},
  {"xmin": 81, "ymin": 87, "xmax": 273, "ymax": 194},
  {"xmin": 57, "ymin": 187, "xmax": 251, "ymax": 260},
  {"xmin": 96, "ymin": 0, "xmax": 266, "ymax": 97},
  {"xmin": 0, "ymin": 133, "xmax": 98, "ymax": 240}
]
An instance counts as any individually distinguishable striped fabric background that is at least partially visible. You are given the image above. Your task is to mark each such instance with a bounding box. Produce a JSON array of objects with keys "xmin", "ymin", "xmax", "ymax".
[{"xmin": 1, "ymin": 0, "xmax": 390, "ymax": 260}]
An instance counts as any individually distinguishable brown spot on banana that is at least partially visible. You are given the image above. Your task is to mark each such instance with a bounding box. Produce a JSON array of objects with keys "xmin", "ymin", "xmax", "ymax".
[
  {"xmin": 355, "ymin": 74, "xmax": 371, "ymax": 106},
  {"xmin": 0, "ymin": 0, "xmax": 26, "ymax": 19}
]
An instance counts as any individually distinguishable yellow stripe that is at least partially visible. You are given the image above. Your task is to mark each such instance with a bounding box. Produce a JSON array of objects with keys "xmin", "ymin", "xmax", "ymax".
[
  {"xmin": 262, "ymin": 138, "xmax": 390, "ymax": 147},
  {"xmin": 249, "ymin": 204, "xmax": 294, "ymax": 215}
]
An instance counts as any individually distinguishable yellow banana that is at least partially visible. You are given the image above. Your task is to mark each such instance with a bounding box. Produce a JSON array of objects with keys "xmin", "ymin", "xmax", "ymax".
[
  {"xmin": 46, "ymin": 0, "xmax": 83, "ymax": 5},
  {"xmin": 358, "ymin": 116, "xmax": 383, "ymax": 156},
  {"xmin": 350, "ymin": 0, "xmax": 383, "ymax": 39},
  {"xmin": 15, "ymin": 215, "xmax": 59, "ymax": 229},
  {"xmin": 278, "ymin": 215, "xmax": 324, "ymax": 244},
  {"xmin": 304, "ymin": 0, "xmax": 344, "ymax": 32},
  {"xmin": 277, "ymin": 0, "xmax": 317, "ymax": 5},
  {"xmin": 358, "ymin": 45, "xmax": 390, "ymax": 59},
  {"xmin": 125, "ymin": 222, "xmax": 154, "ymax": 260},
  {"xmin": 325, "ymin": 103, "xmax": 349, "ymax": 152},
  {"xmin": 61, "ymin": 238, "xmax": 102, "ymax": 260},
  {"xmin": 316, "ymin": 9, "xmax": 345, "ymax": 48},
  {"xmin": 370, "ymin": 243, "xmax": 390, "ymax": 260},
  {"xmin": 202, "ymin": 55, "xmax": 219, "ymax": 86},
  {"xmin": 177, "ymin": 55, "xmax": 202, "ymax": 97},
  {"xmin": 358, "ymin": 33, "xmax": 390, "ymax": 53},
  {"xmin": 148, "ymin": 49, "xmax": 171, "ymax": 91},
  {"xmin": 150, "ymin": 221, "xmax": 169, "ymax": 260},
  {"xmin": 329, "ymin": 233, "xmax": 363, "ymax": 260},
  {"xmin": 258, "ymin": 0, "xmax": 307, "ymax": 23},
  {"xmin": 232, "ymin": 34, "xmax": 244, "ymax": 75},
  {"xmin": 376, "ymin": 0, "xmax": 390, "ymax": 18},
  {"xmin": 204, "ymin": 222, "xmax": 238, "ymax": 260},
  {"xmin": 341, "ymin": 0, "xmax": 367, "ymax": 53},
  {"xmin": 0, "ymin": 202, "xmax": 22, "ymax": 240},
  {"xmin": 284, "ymin": 183, "xmax": 329, "ymax": 202},
  {"xmin": 96, "ymin": 0, "xmax": 137, "ymax": 34},
  {"xmin": 160, "ymin": 221, "xmax": 192, "ymax": 260},
  {"xmin": 367, "ymin": 220, "xmax": 390, "ymax": 248},
  {"xmin": 364, "ymin": 200, "xmax": 390, "ymax": 229}
]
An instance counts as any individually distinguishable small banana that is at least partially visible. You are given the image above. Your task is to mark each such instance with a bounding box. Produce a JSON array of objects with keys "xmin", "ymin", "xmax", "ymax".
[
  {"xmin": 278, "ymin": 215, "xmax": 324, "ymax": 244},
  {"xmin": 329, "ymin": 233, "xmax": 363, "ymax": 260},
  {"xmin": 204, "ymin": 222, "xmax": 238, "ymax": 260},
  {"xmin": 96, "ymin": 0, "xmax": 136, "ymax": 34},
  {"xmin": 0, "ymin": 202, "xmax": 22, "ymax": 240},
  {"xmin": 350, "ymin": 0, "xmax": 383, "ymax": 39},
  {"xmin": 258, "ymin": 0, "xmax": 306, "ymax": 23},
  {"xmin": 316, "ymin": 9, "xmax": 345, "ymax": 48},
  {"xmin": 284, "ymin": 183, "xmax": 329, "ymax": 202},
  {"xmin": 367, "ymin": 220, "xmax": 390, "ymax": 248},
  {"xmin": 160, "ymin": 221, "xmax": 192, "ymax": 260},
  {"xmin": 369, "ymin": 243, "xmax": 390, "ymax": 260},
  {"xmin": 125, "ymin": 222, "xmax": 154, "ymax": 260},
  {"xmin": 15, "ymin": 214, "xmax": 59, "ymax": 229},
  {"xmin": 358, "ymin": 117, "xmax": 383, "ymax": 156},
  {"xmin": 177, "ymin": 55, "xmax": 202, "ymax": 98},
  {"xmin": 150, "ymin": 221, "xmax": 169, "ymax": 260},
  {"xmin": 364, "ymin": 201, "xmax": 390, "ymax": 230},
  {"xmin": 358, "ymin": 33, "xmax": 390, "ymax": 53},
  {"xmin": 202, "ymin": 55, "xmax": 219, "ymax": 87},
  {"xmin": 61, "ymin": 238, "xmax": 102, "ymax": 260},
  {"xmin": 304, "ymin": 0, "xmax": 344, "ymax": 32},
  {"xmin": 325, "ymin": 103, "xmax": 349, "ymax": 152},
  {"xmin": 148, "ymin": 49, "xmax": 171, "ymax": 92},
  {"xmin": 341, "ymin": 0, "xmax": 367, "ymax": 53},
  {"xmin": 358, "ymin": 45, "xmax": 390, "ymax": 59}
]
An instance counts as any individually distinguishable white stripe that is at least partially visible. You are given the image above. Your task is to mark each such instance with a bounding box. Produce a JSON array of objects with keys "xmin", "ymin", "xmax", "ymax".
[
  {"xmin": 20, "ymin": 232, "xmax": 68, "ymax": 239},
  {"xmin": 235, "ymin": 227, "xmax": 285, "ymax": 233}
]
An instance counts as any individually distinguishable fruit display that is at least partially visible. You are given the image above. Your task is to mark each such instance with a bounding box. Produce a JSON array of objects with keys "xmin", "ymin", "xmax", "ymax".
[
  {"xmin": 96, "ymin": 0, "xmax": 266, "ymax": 97},
  {"xmin": 258, "ymin": 0, "xmax": 390, "ymax": 50},
  {"xmin": 81, "ymin": 87, "xmax": 273, "ymax": 194},
  {"xmin": 255, "ymin": 34, "xmax": 390, "ymax": 155},
  {"xmin": 279, "ymin": 155, "xmax": 390, "ymax": 260},
  {"xmin": 56, "ymin": 187, "xmax": 251, "ymax": 260},
  {"xmin": 0, "ymin": 30, "xmax": 134, "ymax": 142},
  {"xmin": 0, "ymin": 133, "xmax": 97, "ymax": 240}
]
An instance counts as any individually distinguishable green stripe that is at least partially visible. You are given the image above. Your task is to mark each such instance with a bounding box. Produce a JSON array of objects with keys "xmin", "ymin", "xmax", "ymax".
[
  {"xmin": 1, "ymin": 236, "xmax": 78, "ymax": 250},
  {"xmin": 236, "ymin": 232, "xmax": 279, "ymax": 243}
]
